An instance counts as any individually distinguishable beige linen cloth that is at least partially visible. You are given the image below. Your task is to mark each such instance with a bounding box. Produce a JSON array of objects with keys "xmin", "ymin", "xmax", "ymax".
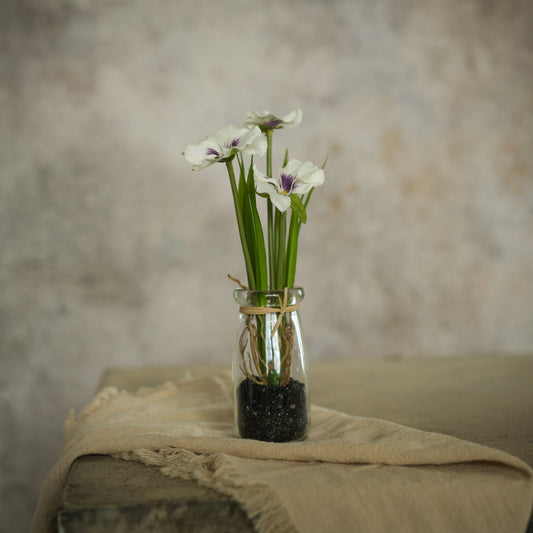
[{"xmin": 33, "ymin": 371, "xmax": 533, "ymax": 533}]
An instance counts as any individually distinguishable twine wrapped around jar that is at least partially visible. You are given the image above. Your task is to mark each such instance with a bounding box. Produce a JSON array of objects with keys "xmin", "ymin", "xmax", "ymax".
[
  {"xmin": 239, "ymin": 287, "xmax": 299, "ymax": 338},
  {"xmin": 228, "ymin": 276, "xmax": 300, "ymax": 338}
]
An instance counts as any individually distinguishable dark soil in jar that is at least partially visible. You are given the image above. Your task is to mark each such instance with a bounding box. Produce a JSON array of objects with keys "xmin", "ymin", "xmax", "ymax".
[{"xmin": 236, "ymin": 377, "xmax": 308, "ymax": 442}]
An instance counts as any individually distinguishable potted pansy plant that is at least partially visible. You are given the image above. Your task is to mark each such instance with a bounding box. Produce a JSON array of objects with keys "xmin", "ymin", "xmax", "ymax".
[{"xmin": 184, "ymin": 107, "xmax": 325, "ymax": 442}]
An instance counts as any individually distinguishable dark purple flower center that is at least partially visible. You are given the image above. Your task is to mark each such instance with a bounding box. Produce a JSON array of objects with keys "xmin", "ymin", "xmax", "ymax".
[
  {"xmin": 205, "ymin": 138, "xmax": 241, "ymax": 162},
  {"xmin": 263, "ymin": 118, "xmax": 282, "ymax": 128},
  {"xmin": 280, "ymin": 173, "xmax": 296, "ymax": 194}
]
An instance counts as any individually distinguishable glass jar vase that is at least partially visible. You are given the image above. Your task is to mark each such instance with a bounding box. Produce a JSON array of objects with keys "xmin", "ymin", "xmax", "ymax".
[{"xmin": 232, "ymin": 287, "xmax": 309, "ymax": 442}]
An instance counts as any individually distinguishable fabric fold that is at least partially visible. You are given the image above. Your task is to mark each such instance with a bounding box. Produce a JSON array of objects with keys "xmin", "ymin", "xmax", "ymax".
[{"xmin": 32, "ymin": 371, "xmax": 533, "ymax": 533}]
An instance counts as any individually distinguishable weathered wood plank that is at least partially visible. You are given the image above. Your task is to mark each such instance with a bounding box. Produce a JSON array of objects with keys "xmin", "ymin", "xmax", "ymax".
[{"xmin": 59, "ymin": 455, "xmax": 254, "ymax": 533}]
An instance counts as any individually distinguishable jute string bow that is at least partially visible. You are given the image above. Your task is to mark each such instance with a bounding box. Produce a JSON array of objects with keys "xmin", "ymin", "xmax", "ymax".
[
  {"xmin": 240, "ymin": 287, "xmax": 299, "ymax": 338},
  {"xmin": 228, "ymin": 276, "xmax": 299, "ymax": 338}
]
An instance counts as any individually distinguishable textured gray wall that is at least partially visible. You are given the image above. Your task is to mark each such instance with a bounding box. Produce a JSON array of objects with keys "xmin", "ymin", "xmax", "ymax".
[{"xmin": 1, "ymin": 0, "xmax": 532, "ymax": 530}]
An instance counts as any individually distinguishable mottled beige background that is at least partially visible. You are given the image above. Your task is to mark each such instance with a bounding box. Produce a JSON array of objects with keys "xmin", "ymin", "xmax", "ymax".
[{"xmin": 1, "ymin": 0, "xmax": 532, "ymax": 530}]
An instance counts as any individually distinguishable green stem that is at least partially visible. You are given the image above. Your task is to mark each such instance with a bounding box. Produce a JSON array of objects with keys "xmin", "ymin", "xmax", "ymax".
[
  {"xmin": 304, "ymin": 188, "xmax": 314, "ymax": 209},
  {"xmin": 267, "ymin": 200, "xmax": 274, "ymax": 290},
  {"xmin": 276, "ymin": 210, "xmax": 286, "ymax": 289},
  {"xmin": 266, "ymin": 130, "xmax": 275, "ymax": 290},
  {"xmin": 285, "ymin": 212, "xmax": 299, "ymax": 288},
  {"xmin": 226, "ymin": 160, "xmax": 256, "ymax": 289},
  {"xmin": 285, "ymin": 188, "xmax": 316, "ymax": 288}
]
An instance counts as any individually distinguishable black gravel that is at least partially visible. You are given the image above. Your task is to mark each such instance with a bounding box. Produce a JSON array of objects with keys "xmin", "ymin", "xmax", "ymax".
[{"xmin": 236, "ymin": 377, "xmax": 308, "ymax": 442}]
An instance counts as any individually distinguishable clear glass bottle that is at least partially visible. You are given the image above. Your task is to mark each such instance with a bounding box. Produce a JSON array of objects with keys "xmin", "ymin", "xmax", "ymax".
[{"xmin": 232, "ymin": 287, "xmax": 309, "ymax": 442}]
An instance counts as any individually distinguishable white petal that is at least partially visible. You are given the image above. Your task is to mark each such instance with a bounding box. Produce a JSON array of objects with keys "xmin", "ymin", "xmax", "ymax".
[
  {"xmin": 252, "ymin": 164, "xmax": 268, "ymax": 182},
  {"xmin": 284, "ymin": 159, "xmax": 324, "ymax": 187},
  {"xmin": 211, "ymin": 124, "xmax": 241, "ymax": 146},
  {"xmin": 183, "ymin": 140, "xmax": 218, "ymax": 170},
  {"xmin": 184, "ymin": 124, "xmax": 266, "ymax": 170},
  {"xmin": 255, "ymin": 178, "xmax": 290, "ymax": 211},
  {"xmin": 282, "ymin": 159, "xmax": 303, "ymax": 175},
  {"xmin": 244, "ymin": 110, "xmax": 273, "ymax": 127},
  {"xmin": 280, "ymin": 106, "xmax": 302, "ymax": 128},
  {"xmin": 255, "ymin": 176, "xmax": 282, "ymax": 194},
  {"xmin": 255, "ymin": 170, "xmax": 283, "ymax": 195},
  {"xmin": 301, "ymin": 166, "xmax": 325, "ymax": 187},
  {"xmin": 238, "ymin": 126, "xmax": 267, "ymax": 156},
  {"xmin": 255, "ymin": 178, "xmax": 275, "ymax": 195},
  {"xmin": 270, "ymin": 192, "xmax": 291, "ymax": 212},
  {"xmin": 268, "ymin": 191, "xmax": 291, "ymax": 212},
  {"xmin": 244, "ymin": 107, "xmax": 302, "ymax": 129},
  {"xmin": 291, "ymin": 181, "xmax": 314, "ymax": 195}
]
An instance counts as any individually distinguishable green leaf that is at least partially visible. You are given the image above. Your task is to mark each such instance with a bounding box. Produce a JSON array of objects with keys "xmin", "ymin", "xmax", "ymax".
[
  {"xmin": 243, "ymin": 158, "xmax": 268, "ymax": 290},
  {"xmin": 237, "ymin": 154, "xmax": 247, "ymax": 213},
  {"xmin": 226, "ymin": 160, "xmax": 256, "ymax": 290},
  {"xmin": 241, "ymin": 185, "xmax": 256, "ymax": 288},
  {"xmin": 290, "ymin": 194, "xmax": 307, "ymax": 224},
  {"xmin": 283, "ymin": 148, "xmax": 290, "ymax": 167},
  {"xmin": 247, "ymin": 157, "xmax": 255, "ymax": 192}
]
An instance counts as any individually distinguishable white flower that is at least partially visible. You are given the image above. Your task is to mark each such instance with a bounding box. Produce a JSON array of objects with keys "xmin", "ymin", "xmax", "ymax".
[
  {"xmin": 184, "ymin": 125, "xmax": 267, "ymax": 171},
  {"xmin": 255, "ymin": 159, "xmax": 325, "ymax": 212},
  {"xmin": 244, "ymin": 107, "xmax": 302, "ymax": 132}
]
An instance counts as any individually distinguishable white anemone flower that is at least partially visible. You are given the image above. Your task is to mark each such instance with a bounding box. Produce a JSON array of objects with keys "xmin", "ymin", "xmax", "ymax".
[
  {"xmin": 184, "ymin": 125, "xmax": 267, "ymax": 171},
  {"xmin": 255, "ymin": 159, "xmax": 325, "ymax": 212},
  {"xmin": 244, "ymin": 107, "xmax": 302, "ymax": 132}
]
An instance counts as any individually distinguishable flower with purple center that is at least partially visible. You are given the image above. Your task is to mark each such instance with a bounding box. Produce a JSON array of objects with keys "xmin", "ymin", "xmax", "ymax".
[
  {"xmin": 254, "ymin": 159, "xmax": 325, "ymax": 212},
  {"xmin": 280, "ymin": 172, "xmax": 297, "ymax": 194},
  {"xmin": 244, "ymin": 107, "xmax": 302, "ymax": 132},
  {"xmin": 184, "ymin": 125, "xmax": 267, "ymax": 171}
]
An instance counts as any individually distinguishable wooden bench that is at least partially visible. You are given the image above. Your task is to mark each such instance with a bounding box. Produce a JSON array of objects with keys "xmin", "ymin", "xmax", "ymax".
[{"xmin": 57, "ymin": 356, "xmax": 533, "ymax": 532}]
